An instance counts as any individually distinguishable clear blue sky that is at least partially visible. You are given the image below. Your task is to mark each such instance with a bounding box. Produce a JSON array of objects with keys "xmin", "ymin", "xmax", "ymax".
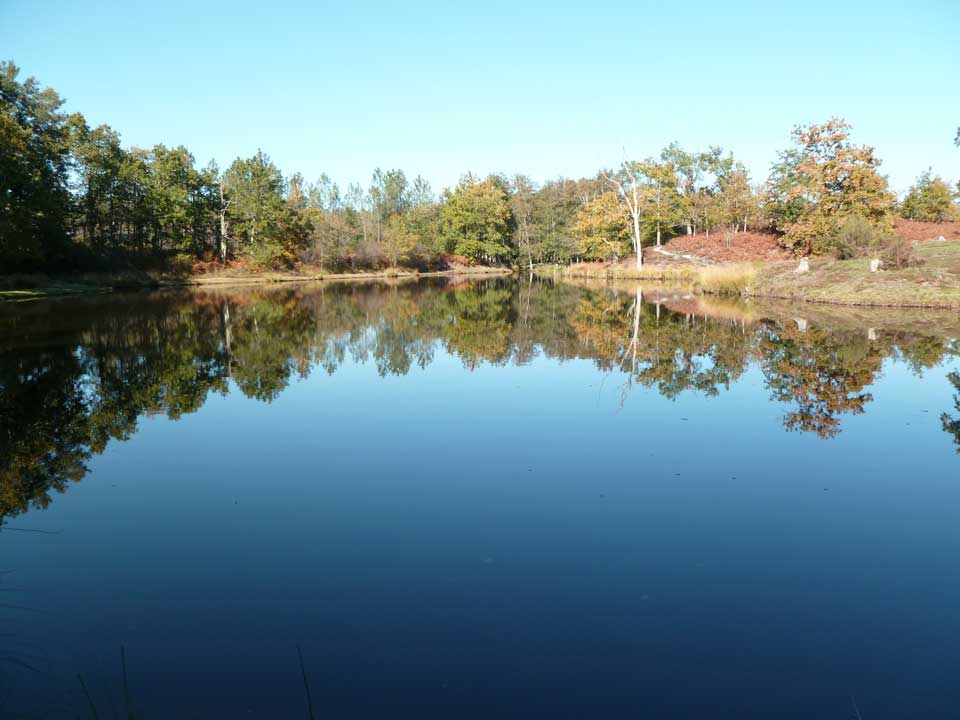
[{"xmin": 4, "ymin": 0, "xmax": 958, "ymax": 195}]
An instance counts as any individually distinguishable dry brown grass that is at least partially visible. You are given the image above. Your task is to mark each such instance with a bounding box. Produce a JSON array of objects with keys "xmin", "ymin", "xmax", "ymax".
[
  {"xmin": 894, "ymin": 218, "xmax": 960, "ymax": 242},
  {"xmin": 541, "ymin": 259, "xmax": 758, "ymax": 295}
]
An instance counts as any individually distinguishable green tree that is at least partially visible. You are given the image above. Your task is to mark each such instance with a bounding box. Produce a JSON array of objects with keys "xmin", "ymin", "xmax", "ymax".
[
  {"xmin": 509, "ymin": 174, "xmax": 539, "ymax": 271},
  {"xmin": 147, "ymin": 144, "xmax": 217, "ymax": 254},
  {"xmin": 439, "ymin": 175, "xmax": 513, "ymax": 263},
  {"xmin": 369, "ymin": 168, "xmax": 409, "ymax": 241},
  {"xmin": 637, "ymin": 160, "xmax": 682, "ymax": 246},
  {"xmin": 222, "ymin": 150, "xmax": 308, "ymax": 266},
  {"xmin": 529, "ymin": 177, "xmax": 600, "ymax": 264},
  {"xmin": 900, "ymin": 170, "xmax": 958, "ymax": 222},
  {"xmin": 660, "ymin": 142, "xmax": 700, "ymax": 235},
  {"xmin": 382, "ymin": 214, "xmax": 417, "ymax": 266},
  {"xmin": 67, "ymin": 118, "xmax": 127, "ymax": 251},
  {"xmin": 715, "ymin": 160, "xmax": 757, "ymax": 232},
  {"xmin": 0, "ymin": 61, "xmax": 73, "ymax": 269}
]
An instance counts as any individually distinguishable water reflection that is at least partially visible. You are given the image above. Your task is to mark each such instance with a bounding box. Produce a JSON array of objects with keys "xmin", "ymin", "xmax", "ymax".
[
  {"xmin": 944, "ymin": 371, "xmax": 960, "ymax": 452},
  {"xmin": 1, "ymin": 278, "xmax": 957, "ymax": 521}
]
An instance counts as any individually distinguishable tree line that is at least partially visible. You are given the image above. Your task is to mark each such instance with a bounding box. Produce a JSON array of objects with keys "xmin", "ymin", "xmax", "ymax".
[{"xmin": 3, "ymin": 61, "xmax": 959, "ymax": 274}]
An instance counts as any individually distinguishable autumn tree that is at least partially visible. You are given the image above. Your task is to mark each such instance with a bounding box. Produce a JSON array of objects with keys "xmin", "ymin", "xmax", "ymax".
[
  {"xmin": 764, "ymin": 118, "xmax": 895, "ymax": 255},
  {"xmin": 573, "ymin": 192, "xmax": 632, "ymax": 261}
]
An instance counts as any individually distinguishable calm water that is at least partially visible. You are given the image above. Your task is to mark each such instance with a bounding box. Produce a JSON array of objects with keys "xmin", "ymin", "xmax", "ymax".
[{"xmin": 2, "ymin": 278, "xmax": 959, "ymax": 718}]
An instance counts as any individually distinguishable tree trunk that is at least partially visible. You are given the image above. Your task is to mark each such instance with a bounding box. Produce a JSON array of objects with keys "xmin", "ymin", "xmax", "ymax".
[
  {"xmin": 633, "ymin": 214, "xmax": 643, "ymax": 270},
  {"xmin": 219, "ymin": 183, "xmax": 229, "ymax": 262}
]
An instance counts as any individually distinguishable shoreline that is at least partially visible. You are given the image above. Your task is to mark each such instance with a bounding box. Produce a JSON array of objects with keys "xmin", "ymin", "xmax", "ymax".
[
  {"xmin": 537, "ymin": 239, "xmax": 960, "ymax": 310},
  {"xmin": 7, "ymin": 239, "xmax": 960, "ymax": 311}
]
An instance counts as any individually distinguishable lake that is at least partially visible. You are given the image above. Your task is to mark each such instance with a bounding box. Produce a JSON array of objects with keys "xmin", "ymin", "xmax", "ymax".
[{"xmin": 2, "ymin": 277, "xmax": 959, "ymax": 718}]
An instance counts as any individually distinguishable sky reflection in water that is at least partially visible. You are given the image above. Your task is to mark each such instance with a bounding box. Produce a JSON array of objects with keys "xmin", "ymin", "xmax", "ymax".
[{"xmin": 1, "ymin": 278, "xmax": 959, "ymax": 718}]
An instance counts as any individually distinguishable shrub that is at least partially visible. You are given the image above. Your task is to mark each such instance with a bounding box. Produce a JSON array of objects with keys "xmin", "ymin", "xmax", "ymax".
[
  {"xmin": 821, "ymin": 215, "xmax": 919, "ymax": 270},
  {"xmin": 244, "ymin": 243, "xmax": 288, "ymax": 269},
  {"xmin": 832, "ymin": 214, "xmax": 877, "ymax": 259},
  {"xmin": 168, "ymin": 253, "xmax": 196, "ymax": 275},
  {"xmin": 878, "ymin": 236, "xmax": 919, "ymax": 269}
]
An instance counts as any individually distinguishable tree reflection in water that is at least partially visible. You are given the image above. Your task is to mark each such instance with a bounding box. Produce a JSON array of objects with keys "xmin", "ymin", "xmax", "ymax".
[{"xmin": 1, "ymin": 278, "xmax": 957, "ymax": 521}]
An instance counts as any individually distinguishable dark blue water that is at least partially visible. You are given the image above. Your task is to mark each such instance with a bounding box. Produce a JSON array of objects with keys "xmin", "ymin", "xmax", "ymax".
[{"xmin": 2, "ymin": 279, "xmax": 959, "ymax": 718}]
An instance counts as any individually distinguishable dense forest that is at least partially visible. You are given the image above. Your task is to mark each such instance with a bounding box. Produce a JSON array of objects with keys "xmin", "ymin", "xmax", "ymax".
[
  {"xmin": 3, "ymin": 278, "xmax": 959, "ymax": 521},
  {"xmin": 2, "ymin": 61, "xmax": 959, "ymax": 274}
]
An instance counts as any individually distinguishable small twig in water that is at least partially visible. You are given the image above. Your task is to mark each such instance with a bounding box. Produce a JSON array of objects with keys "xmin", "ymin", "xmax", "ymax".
[
  {"xmin": 851, "ymin": 693, "xmax": 863, "ymax": 720},
  {"xmin": 2, "ymin": 656, "xmax": 42, "ymax": 673},
  {"xmin": 121, "ymin": 645, "xmax": 133, "ymax": 720},
  {"xmin": 106, "ymin": 688, "xmax": 120, "ymax": 720},
  {"xmin": 0, "ymin": 602, "xmax": 43, "ymax": 613},
  {"xmin": 297, "ymin": 644, "xmax": 316, "ymax": 720},
  {"xmin": 0, "ymin": 527, "xmax": 63, "ymax": 535},
  {"xmin": 78, "ymin": 673, "xmax": 100, "ymax": 719}
]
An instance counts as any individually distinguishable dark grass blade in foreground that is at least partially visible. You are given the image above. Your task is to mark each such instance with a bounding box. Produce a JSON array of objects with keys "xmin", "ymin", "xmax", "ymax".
[
  {"xmin": 297, "ymin": 644, "xmax": 316, "ymax": 720},
  {"xmin": 78, "ymin": 673, "xmax": 100, "ymax": 719}
]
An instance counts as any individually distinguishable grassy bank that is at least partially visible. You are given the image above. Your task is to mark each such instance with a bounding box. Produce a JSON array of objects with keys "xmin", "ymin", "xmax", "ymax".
[
  {"xmin": 0, "ymin": 265, "xmax": 512, "ymax": 302},
  {"xmin": 750, "ymin": 240, "xmax": 960, "ymax": 309},
  {"xmin": 542, "ymin": 239, "xmax": 960, "ymax": 310},
  {"xmin": 539, "ymin": 260, "xmax": 758, "ymax": 295}
]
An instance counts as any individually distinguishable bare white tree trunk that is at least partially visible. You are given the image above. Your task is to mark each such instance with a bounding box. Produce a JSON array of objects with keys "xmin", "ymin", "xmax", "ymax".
[
  {"xmin": 605, "ymin": 163, "xmax": 644, "ymax": 270},
  {"xmin": 632, "ymin": 213, "xmax": 642, "ymax": 269},
  {"xmin": 218, "ymin": 181, "xmax": 230, "ymax": 263}
]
